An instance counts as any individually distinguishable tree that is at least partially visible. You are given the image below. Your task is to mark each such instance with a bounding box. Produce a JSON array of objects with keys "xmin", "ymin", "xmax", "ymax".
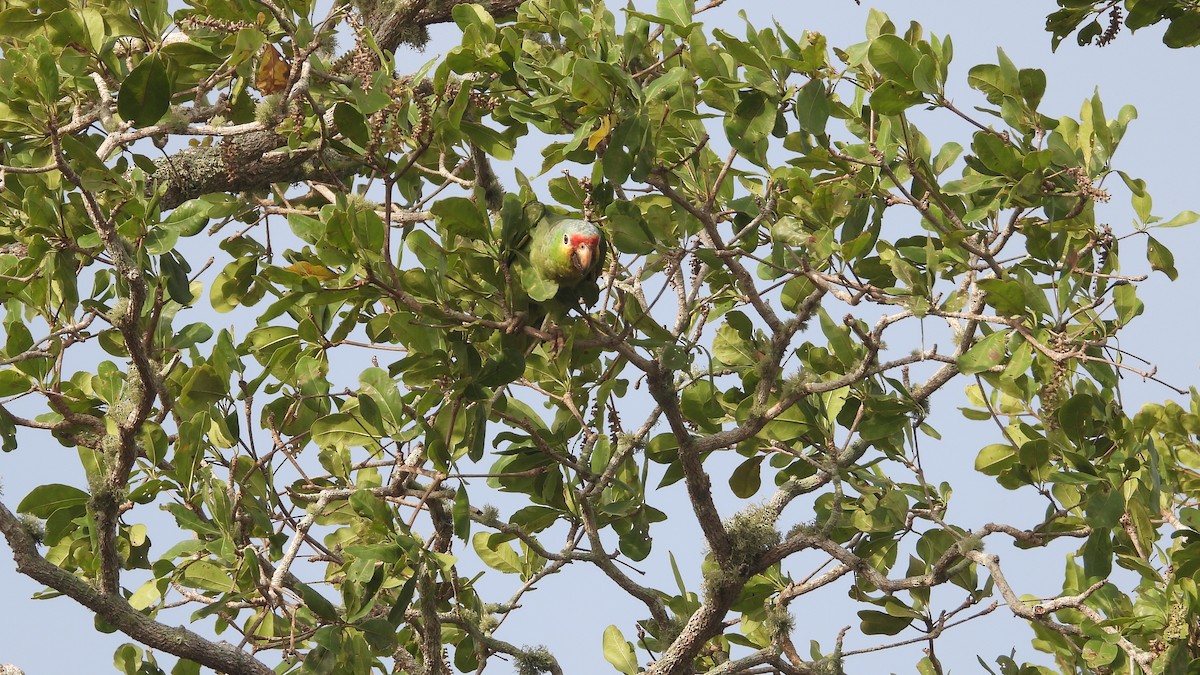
[
  {"xmin": 1045, "ymin": 0, "xmax": 1200, "ymax": 49},
  {"xmin": 0, "ymin": 0, "xmax": 1198, "ymax": 673}
]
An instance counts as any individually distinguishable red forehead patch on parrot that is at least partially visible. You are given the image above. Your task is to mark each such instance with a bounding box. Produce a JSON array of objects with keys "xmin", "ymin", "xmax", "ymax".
[{"xmin": 569, "ymin": 233, "xmax": 599, "ymax": 248}]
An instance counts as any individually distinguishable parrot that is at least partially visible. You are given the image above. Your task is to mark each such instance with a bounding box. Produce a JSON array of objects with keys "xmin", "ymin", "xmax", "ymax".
[
  {"xmin": 473, "ymin": 197, "xmax": 608, "ymax": 387},
  {"xmin": 502, "ymin": 198, "xmax": 607, "ymax": 306},
  {"xmin": 527, "ymin": 216, "xmax": 606, "ymax": 301}
]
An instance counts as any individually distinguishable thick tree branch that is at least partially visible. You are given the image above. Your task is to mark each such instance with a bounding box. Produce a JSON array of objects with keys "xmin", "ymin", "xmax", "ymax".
[
  {"xmin": 647, "ymin": 584, "xmax": 742, "ymax": 675},
  {"xmin": 49, "ymin": 117, "xmax": 158, "ymax": 595},
  {"xmin": 645, "ymin": 361, "xmax": 732, "ymax": 564},
  {"xmin": 155, "ymin": 134, "xmax": 346, "ymax": 210},
  {"xmin": 152, "ymin": 0, "xmax": 523, "ymax": 210},
  {"xmin": 0, "ymin": 500, "xmax": 274, "ymax": 675}
]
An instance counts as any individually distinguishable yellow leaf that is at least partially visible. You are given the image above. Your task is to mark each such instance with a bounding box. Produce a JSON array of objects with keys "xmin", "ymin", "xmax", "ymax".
[
  {"xmin": 587, "ymin": 114, "xmax": 613, "ymax": 151},
  {"xmin": 283, "ymin": 261, "xmax": 337, "ymax": 280},
  {"xmin": 255, "ymin": 44, "xmax": 289, "ymax": 95}
]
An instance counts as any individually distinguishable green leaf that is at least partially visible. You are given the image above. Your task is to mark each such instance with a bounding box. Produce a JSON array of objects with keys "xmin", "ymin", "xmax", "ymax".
[
  {"xmin": 60, "ymin": 134, "xmax": 114, "ymax": 180},
  {"xmin": 452, "ymin": 2, "xmax": 497, "ymax": 42},
  {"xmin": 970, "ymin": 131, "xmax": 1024, "ymax": 178},
  {"xmin": 912, "ymin": 54, "xmax": 940, "ymax": 95},
  {"xmin": 179, "ymin": 560, "xmax": 232, "ymax": 593},
  {"xmin": 1018, "ymin": 68, "xmax": 1046, "ymax": 109},
  {"xmin": 118, "ymin": 55, "xmax": 172, "ymax": 127},
  {"xmin": 17, "ymin": 483, "xmax": 89, "ymax": 518},
  {"xmin": 0, "ymin": 8, "xmax": 44, "ymax": 40},
  {"xmin": 46, "ymin": 9, "xmax": 103, "ymax": 52},
  {"xmin": 713, "ymin": 315, "xmax": 758, "ymax": 367},
  {"xmin": 868, "ymin": 35, "xmax": 920, "ymax": 88},
  {"xmin": 724, "ymin": 90, "xmax": 775, "ymax": 165},
  {"xmin": 865, "ymin": 9, "xmax": 895, "ymax": 40},
  {"xmin": 477, "ymin": 347, "xmax": 526, "ymax": 387},
  {"xmin": 349, "ymin": 490, "xmax": 392, "ymax": 523},
  {"xmin": 432, "ymin": 196, "xmax": 489, "ymax": 242},
  {"xmin": 462, "ymin": 122, "xmax": 515, "ymax": 160},
  {"xmin": 358, "ymin": 618, "xmax": 397, "ymax": 654},
  {"xmin": 1146, "ymin": 235, "xmax": 1177, "ymax": 280},
  {"xmin": 386, "ymin": 573, "xmax": 419, "ymax": 627},
  {"xmin": 643, "ymin": 65, "xmax": 689, "ymax": 101},
  {"xmin": 296, "ymin": 581, "xmax": 340, "ymax": 622},
  {"xmin": 869, "ymin": 80, "xmax": 925, "ymax": 115},
  {"xmin": 1081, "ymin": 529, "xmax": 1113, "ymax": 580},
  {"xmin": 453, "ymin": 484, "xmax": 471, "ymax": 541},
  {"xmin": 606, "ymin": 200, "xmax": 656, "ymax": 255},
  {"xmin": 1082, "ymin": 636, "xmax": 1119, "ymax": 666},
  {"xmin": 795, "ymin": 78, "xmax": 829, "ymax": 135},
  {"xmin": 681, "ymin": 380, "xmax": 722, "ymax": 431},
  {"xmin": 162, "ymin": 252, "xmax": 196, "ymax": 305},
  {"xmin": 602, "ymin": 625, "xmax": 639, "ymax": 675},
  {"xmin": 977, "ymin": 279, "xmax": 1026, "ymax": 316},
  {"xmin": 1113, "ymin": 283, "xmax": 1143, "ymax": 325},
  {"xmin": 1164, "ymin": 13, "xmax": 1200, "ymax": 48},
  {"xmin": 144, "ymin": 224, "xmax": 179, "ymax": 256},
  {"xmin": 472, "ymin": 532, "xmax": 522, "ymax": 574},
  {"xmin": 1155, "ymin": 210, "xmax": 1200, "ymax": 228},
  {"xmin": 0, "ymin": 368, "xmax": 31, "ymax": 396},
  {"xmin": 729, "ymin": 455, "xmax": 763, "ymax": 498},
  {"xmin": 957, "ymin": 329, "xmax": 1009, "ymax": 375},
  {"xmin": 344, "ymin": 543, "xmax": 403, "ymax": 564},
  {"xmin": 975, "ymin": 444, "xmax": 1016, "ymax": 476},
  {"xmin": 1085, "ymin": 487, "xmax": 1123, "ymax": 529},
  {"xmin": 179, "ymin": 364, "xmax": 227, "ymax": 407},
  {"xmin": 967, "ymin": 62, "xmax": 1018, "ymax": 105},
  {"xmin": 858, "ymin": 609, "xmax": 913, "ymax": 635},
  {"xmin": 571, "ymin": 59, "xmax": 614, "ymax": 108},
  {"xmin": 333, "ymin": 103, "xmax": 370, "ymax": 147},
  {"xmin": 37, "ymin": 53, "xmax": 59, "ymax": 104},
  {"xmin": 312, "ymin": 412, "xmax": 379, "ymax": 450},
  {"xmin": 114, "ymin": 643, "xmax": 143, "ymax": 675},
  {"xmin": 656, "ymin": 0, "xmax": 696, "ymax": 29}
]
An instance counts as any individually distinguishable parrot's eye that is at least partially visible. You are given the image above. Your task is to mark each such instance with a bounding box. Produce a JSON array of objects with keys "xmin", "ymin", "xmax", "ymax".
[{"xmin": 563, "ymin": 234, "xmax": 570, "ymax": 245}]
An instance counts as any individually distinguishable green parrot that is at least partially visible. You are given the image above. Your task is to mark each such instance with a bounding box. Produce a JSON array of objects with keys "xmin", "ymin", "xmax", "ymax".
[
  {"xmin": 503, "ymin": 198, "xmax": 607, "ymax": 306},
  {"xmin": 528, "ymin": 216, "xmax": 606, "ymax": 299},
  {"xmin": 474, "ymin": 198, "xmax": 607, "ymax": 387}
]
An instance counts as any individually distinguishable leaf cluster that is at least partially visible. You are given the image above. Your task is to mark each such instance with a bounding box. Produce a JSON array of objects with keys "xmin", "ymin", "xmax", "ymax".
[{"xmin": 0, "ymin": 1, "xmax": 1198, "ymax": 675}]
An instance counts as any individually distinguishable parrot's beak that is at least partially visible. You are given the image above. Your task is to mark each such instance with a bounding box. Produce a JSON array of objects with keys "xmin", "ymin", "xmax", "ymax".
[{"xmin": 574, "ymin": 242, "xmax": 594, "ymax": 271}]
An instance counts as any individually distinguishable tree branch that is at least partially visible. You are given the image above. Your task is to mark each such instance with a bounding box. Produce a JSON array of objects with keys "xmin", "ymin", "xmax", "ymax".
[
  {"xmin": 0, "ymin": 500, "xmax": 273, "ymax": 675},
  {"xmin": 150, "ymin": 0, "xmax": 524, "ymax": 210},
  {"xmin": 965, "ymin": 550, "xmax": 1156, "ymax": 674}
]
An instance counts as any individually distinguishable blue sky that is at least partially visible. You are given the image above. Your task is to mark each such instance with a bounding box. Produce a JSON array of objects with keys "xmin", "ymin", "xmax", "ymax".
[{"xmin": 2, "ymin": 1, "xmax": 1198, "ymax": 673}]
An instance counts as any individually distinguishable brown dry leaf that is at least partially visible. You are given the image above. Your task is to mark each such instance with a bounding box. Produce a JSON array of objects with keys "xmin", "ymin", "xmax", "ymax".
[{"xmin": 255, "ymin": 44, "xmax": 289, "ymax": 95}]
